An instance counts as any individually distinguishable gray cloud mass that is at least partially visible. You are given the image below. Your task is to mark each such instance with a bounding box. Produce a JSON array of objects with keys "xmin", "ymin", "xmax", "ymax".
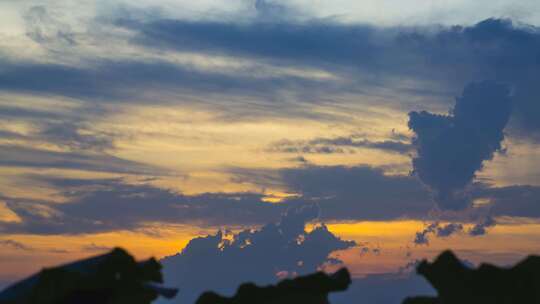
[{"xmin": 409, "ymin": 82, "xmax": 512, "ymax": 210}]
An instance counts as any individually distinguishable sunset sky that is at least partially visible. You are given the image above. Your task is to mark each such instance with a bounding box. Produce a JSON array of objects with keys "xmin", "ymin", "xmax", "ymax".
[{"xmin": 1, "ymin": 1, "xmax": 540, "ymax": 303}]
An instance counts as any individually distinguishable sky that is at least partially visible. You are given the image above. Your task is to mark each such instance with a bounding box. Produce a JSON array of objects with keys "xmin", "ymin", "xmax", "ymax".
[{"xmin": 1, "ymin": 0, "xmax": 540, "ymax": 303}]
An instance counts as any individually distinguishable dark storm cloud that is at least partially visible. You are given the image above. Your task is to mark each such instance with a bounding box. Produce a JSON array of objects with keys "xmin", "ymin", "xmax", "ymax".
[
  {"xmin": 408, "ymin": 81, "xmax": 512, "ymax": 210},
  {"xmin": 161, "ymin": 205, "xmax": 356, "ymax": 304},
  {"xmin": 267, "ymin": 135, "xmax": 413, "ymax": 155}
]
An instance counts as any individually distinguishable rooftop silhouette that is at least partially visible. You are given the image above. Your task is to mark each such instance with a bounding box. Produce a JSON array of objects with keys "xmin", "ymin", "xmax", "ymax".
[
  {"xmin": 196, "ymin": 267, "xmax": 351, "ymax": 304},
  {"xmin": 403, "ymin": 250, "xmax": 540, "ymax": 304},
  {"xmin": 0, "ymin": 248, "xmax": 177, "ymax": 304}
]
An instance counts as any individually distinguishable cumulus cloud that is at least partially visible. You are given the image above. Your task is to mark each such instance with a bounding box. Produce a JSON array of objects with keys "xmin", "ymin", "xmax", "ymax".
[
  {"xmin": 409, "ymin": 81, "xmax": 512, "ymax": 210},
  {"xmin": 436, "ymin": 223, "xmax": 464, "ymax": 237},
  {"xmin": 468, "ymin": 216, "xmax": 496, "ymax": 236},
  {"xmin": 160, "ymin": 205, "xmax": 356, "ymax": 304},
  {"xmin": 413, "ymin": 222, "xmax": 464, "ymax": 245}
]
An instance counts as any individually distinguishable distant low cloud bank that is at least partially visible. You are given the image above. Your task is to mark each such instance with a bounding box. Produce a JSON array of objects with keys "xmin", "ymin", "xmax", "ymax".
[{"xmin": 161, "ymin": 205, "xmax": 355, "ymax": 304}]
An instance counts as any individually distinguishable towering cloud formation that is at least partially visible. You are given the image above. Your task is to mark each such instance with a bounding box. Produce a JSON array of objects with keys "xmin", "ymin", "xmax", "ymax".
[
  {"xmin": 409, "ymin": 82, "xmax": 512, "ymax": 209},
  {"xmin": 160, "ymin": 205, "xmax": 355, "ymax": 304}
]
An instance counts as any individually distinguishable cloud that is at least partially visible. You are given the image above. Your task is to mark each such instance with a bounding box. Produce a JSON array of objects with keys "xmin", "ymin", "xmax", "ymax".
[
  {"xmin": 436, "ymin": 223, "xmax": 464, "ymax": 237},
  {"xmin": 161, "ymin": 204, "xmax": 356, "ymax": 304},
  {"xmin": 230, "ymin": 164, "xmax": 434, "ymax": 221},
  {"xmin": 37, "ymin": 122, "xmax": 115, "ymax": 152},
  {"xmin": 0, "ymin": 119, "xmax": 115, "ymax": 153},
  {"xmin": 278, "ymin": 165, "xmax": 433, "ymax": 221},
  {"xmin": 4, "ymin": 13, "xmax": 540, "ymax": 141},
  {"xmin": 0, "ymin": 163, "xmax": 430, "ymax": 235},
  {"xmin": 125, "ymin": 18, "xmax": 377, "ymax": 69},
  {"xmin": 0, "ymin": 104, "xmax": 66, "ymax": 121},
  {"xmin": 253, "ymin": 0, "xmax": 294, "ymax": 21},
  {"xmin": 409, "ymin": 81, "xmax": 512, "ymax": 210},
  {"xmin": 1, "ymin": 164, "xmax": 428, "ymax": 234},
  {"xmin": 0, "ymin": 177, "xmax": 283, "ymax": 234},
  {"xmin": 413, "ymin": 222, "xmax": 463, "ymax": 245},
  {"xmin": 468, "ymin": 216, "xmax": 496, "ymax": 236},
  {"xmin": 267, "ymin": 134, "xmax": 413, "ymax": 155},
  {"xmin": 1, "ymin": 164, "xmax": 538, "ymax": 236},
  {"xmin": 357, "ymin": 242, "xmax": 381, "ymax": 256},
  {"xmin": 122, "ymin": 16, "xmax": 540, "ymax": 139},
  {"xmin": 81, "ymin": 243, "xmax": 113, "ymax": 252},
  {"xmin": 473, "ymin": 185, "xmax": 540, "ymax": 218},
  {"xmin": 413, "ymin": 227, "xmax": 432, "ymax": 245},
  {"xmin": 23, "ymin": 6, "xmax": 77, "ymax": 47},
  {"xmin": 0, "ymin": 145, "xmax": 166, "ymax": 175},
  {"xmin": 0, "ymin": 239, "xmax": 32, "ymax": 251}
]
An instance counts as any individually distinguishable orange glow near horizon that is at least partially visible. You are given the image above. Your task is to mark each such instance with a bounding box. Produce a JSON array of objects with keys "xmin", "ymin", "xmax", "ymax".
[{"xmin": 2, "ymin": 219, "xmax": 540, "ymax": 285}]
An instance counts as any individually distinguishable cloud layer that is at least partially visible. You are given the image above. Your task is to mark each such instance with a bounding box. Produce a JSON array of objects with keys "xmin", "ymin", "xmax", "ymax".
[
  {"xmin": 161, "ymin": 205, "xmax": 355, "ymax": 304},
  {"xmin": 409, "ymin": 82, "xmax": 512, "ymax": 209}
]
